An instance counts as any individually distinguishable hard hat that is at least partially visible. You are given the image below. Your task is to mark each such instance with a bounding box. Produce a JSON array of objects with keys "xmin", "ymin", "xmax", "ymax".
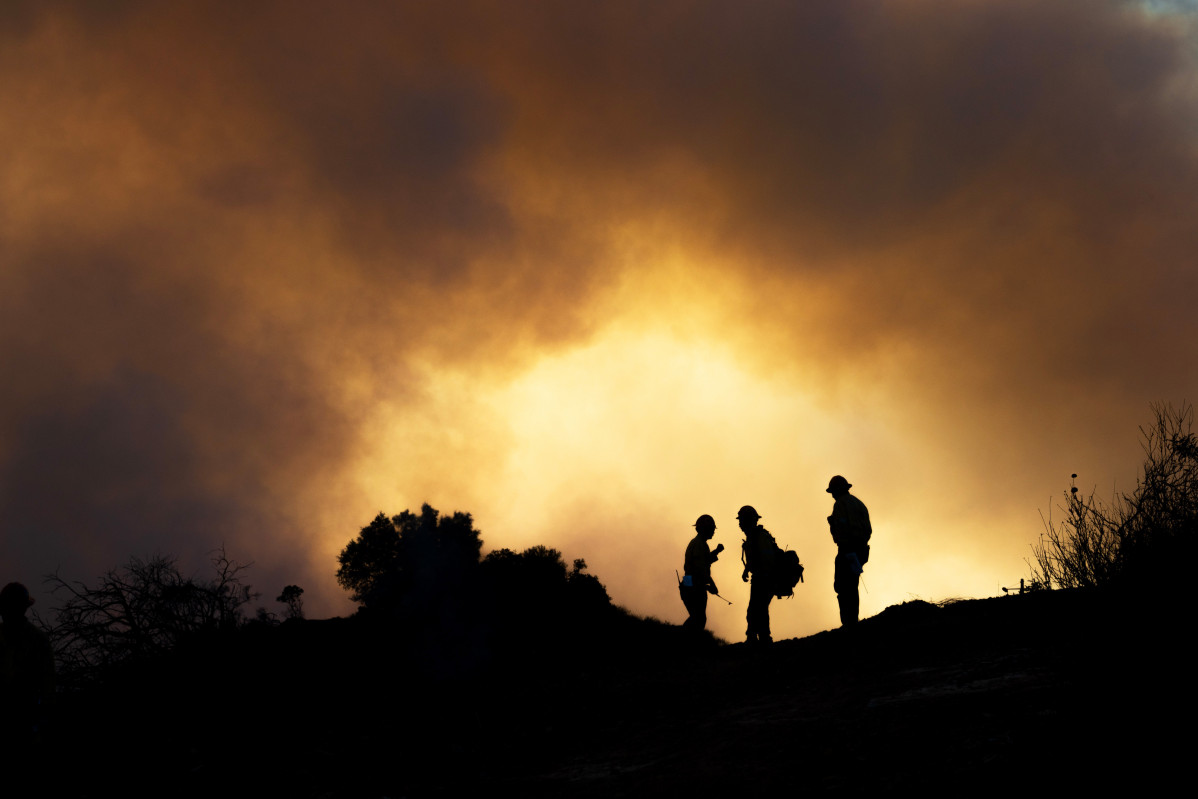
[
  {"xmin": 736, "ymin": 505, "xmax": 760, "ymax": 521},
  {"xmin": 693, "ymin": 514, "xmax": 716, "ymax": 529},
  {"xmin": 826, "ymin": 475, "xmax": 852, "ymax": 494}
]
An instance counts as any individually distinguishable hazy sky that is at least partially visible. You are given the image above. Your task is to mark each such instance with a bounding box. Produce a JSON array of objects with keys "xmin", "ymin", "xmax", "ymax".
[{"xmin": 3, "ymin": 1, "xmax": 1196, "ymax": 641}]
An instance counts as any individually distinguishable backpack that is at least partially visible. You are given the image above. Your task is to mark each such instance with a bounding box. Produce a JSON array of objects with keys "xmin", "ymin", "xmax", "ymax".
[
  {"xmin": 742, "ymin": 528, "xmax": 805, "ymax": 599},
  {"xmin": 773, "ymin": 549, "xmax": 805, "ymax": 599}
]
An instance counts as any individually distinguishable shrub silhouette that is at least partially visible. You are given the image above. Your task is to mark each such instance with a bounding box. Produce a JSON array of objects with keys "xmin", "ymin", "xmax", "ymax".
[
  {"xmin": 1032, "ymin": 401, "xmax": 1197, "ymax": 589},
  {"xmin": 478, "ymin": 546, "xmax": 614, "ymax": 652},
  {"xmin": 481, "ymin": 548, "xmax": 609, "ymax": 610},
  {"xmin": 566, "ymin": 557, "xmax": 612, "ymax": 610}
]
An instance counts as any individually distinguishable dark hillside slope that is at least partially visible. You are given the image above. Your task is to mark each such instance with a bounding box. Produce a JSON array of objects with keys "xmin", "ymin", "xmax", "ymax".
[
  {"xmin": 499, "ymin": 590, "xmax": 1184, "ymax": 795},
  {"xmin": 50, "ymin": 589, "xmax": 1181, "ymax": 796}
]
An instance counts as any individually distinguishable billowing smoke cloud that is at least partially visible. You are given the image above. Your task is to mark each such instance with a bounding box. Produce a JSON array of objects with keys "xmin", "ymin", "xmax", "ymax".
[{"xmin": 2, "ymin": 1, "xmax": 1195, "ymax": 637}]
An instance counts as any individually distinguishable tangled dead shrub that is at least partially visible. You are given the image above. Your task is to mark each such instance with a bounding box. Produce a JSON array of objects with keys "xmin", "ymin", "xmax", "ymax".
[{"xmin": 1032, "ymin": 402, "xmax": 1197, "ymax": 590}]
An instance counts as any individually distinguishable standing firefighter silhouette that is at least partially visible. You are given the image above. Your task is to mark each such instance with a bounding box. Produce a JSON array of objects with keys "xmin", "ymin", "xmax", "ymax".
[
  {"xmin": 826, "ymin": 475, "xmax": 872, "ymax": 627},
  {"xmin": 739, "ymin": 506, "xmax": 775, "ymax": 644},
  {"xmin": 679, "ymin": 514, "xmax": 723, "ymax": 633},
  {"xmin": 0, "ymin": 582, "xmax": 54, "ymax": 749},
  {"xmin": 737, "ymin": 506, "xmax": 804, "ymax": 643}
]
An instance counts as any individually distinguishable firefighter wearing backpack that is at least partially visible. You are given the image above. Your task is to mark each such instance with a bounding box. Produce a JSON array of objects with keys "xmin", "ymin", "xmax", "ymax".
[
  {"xmin": 739, "ymin": 505, "xmax": 777, "ymax": 645},
  {"xmin": 826, "ymin": 475, "xmax": 872, "ymax": 627}
]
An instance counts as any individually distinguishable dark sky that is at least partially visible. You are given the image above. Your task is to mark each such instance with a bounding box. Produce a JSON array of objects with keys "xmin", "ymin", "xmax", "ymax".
[{"xmin": 3, "ymin": 1, "xmax": 1196, "ymax": 639}]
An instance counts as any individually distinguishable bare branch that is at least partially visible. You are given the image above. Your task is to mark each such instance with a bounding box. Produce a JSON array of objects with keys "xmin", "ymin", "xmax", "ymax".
[{"xmin": 40, "ymin": 551, "xmax": 257, "ymax": 684}]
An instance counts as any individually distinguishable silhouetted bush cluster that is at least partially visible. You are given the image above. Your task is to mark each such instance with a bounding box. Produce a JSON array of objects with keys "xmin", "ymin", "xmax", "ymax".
[
  {"xmin": 479, "ymin": 546, "xmax": 611, "ymax": 643},
  {"xmin": 337, "ymin": 504, "xmax": 617, "ymax": 658},
  {"xmin": 1032, "ymin": 402, "xmax": 1197, "ymax": 590}
]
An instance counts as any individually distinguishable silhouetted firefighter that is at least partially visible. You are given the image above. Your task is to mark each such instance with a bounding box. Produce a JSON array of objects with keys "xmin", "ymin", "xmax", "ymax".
[
  {"xmin": 679, "ymin": 514, "xmax": 724, "ymax": 633},
  {"xmin": 739, "ymin": 505, "xmax": 778, "ymax": 644},
  {"xmin": 826, "ymin": 475, "xmax": 872, "ymax": 627},
  {"xmin": 0, "ymin": 583, "xmax": 54, "ymax": 750}
]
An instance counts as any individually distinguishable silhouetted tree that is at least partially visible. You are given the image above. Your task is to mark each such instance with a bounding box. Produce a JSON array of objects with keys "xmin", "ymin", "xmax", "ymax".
[
  {"xmin": 1032, "ymin": 402, "xmax": 1197, "ymax": 589},
  {"xmin": 336, "ymin": 513, "xmax": 401, "ymax": 608},
  {"xmin": 336, "ymin": 504, "xmax": 483, "ymax": 614},
  {"xmin": 41, "ymin": 547, "xmax": 257, "ymax": 681},
  {"xmin": 277, "ymin": 585, "xmax": 304, "ymax": 620}
]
